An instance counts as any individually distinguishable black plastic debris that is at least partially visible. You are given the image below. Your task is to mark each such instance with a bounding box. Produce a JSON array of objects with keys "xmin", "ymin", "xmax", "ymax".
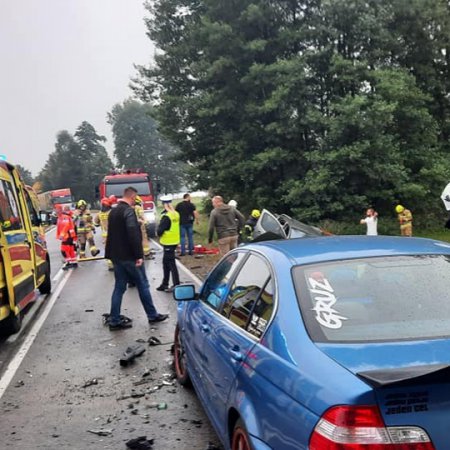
[
  {"xmin": 120, "ymin": 344, "xmax": 146, "ymax": 367},
  {"xmin": 148, "ymin": 336, "xmax": 162, "ymax": 346},
  {"xmin": 102, "ymin": 313, "xmax": 133, "ymax": 326},
  {"xmin": 126, "ymin": 436, "xmax": 154, "ymax": 449}
]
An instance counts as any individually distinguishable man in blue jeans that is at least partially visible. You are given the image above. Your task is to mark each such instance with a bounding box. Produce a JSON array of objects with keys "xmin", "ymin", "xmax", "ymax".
[
  {"xmin": 175, "ymin": 193, "xmax": 199, "ymax": 256},
  {"xmin": 105, "ymin": 186, "xmax": 168, "ymax": 330}
]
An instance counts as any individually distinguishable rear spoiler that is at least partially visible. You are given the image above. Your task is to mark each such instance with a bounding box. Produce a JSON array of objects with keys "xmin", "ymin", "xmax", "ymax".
[{"xmin": 357, "ymin": 363, "xmax": 450, "ymax": 388}]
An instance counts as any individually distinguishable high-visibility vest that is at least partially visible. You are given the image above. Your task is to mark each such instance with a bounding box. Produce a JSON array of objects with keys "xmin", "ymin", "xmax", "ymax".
[{"xmin": 160, "ymin": 210, "xmax": 180, "ymax": 246}]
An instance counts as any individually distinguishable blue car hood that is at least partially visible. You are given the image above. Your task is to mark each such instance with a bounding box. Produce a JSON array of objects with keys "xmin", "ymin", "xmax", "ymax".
[{"xmin": 316, "ymin": 338, "xmax": 450, "ymax": 388}]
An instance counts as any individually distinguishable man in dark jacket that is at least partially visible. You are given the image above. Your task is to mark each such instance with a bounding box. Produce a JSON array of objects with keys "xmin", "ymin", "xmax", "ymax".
[
  {"xmin": 105, "ymin": 187, "xmax": 168, "ymax": 330},
  {"xmin": 208, "ymin": 196, "xmax": 245, "ymax": 255}
]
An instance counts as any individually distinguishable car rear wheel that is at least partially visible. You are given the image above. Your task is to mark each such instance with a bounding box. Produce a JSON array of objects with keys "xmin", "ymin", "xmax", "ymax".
[
  {"xmin": 231, "ymin": 419, "xmax": 252, "ymax": 450},
  {"xmin": 38, "ymin": 262, "xmax": 51, "ymax": 295},
  {"xmin": 174, "ymin": 324, "xmax": 191, "ymax": 386}
]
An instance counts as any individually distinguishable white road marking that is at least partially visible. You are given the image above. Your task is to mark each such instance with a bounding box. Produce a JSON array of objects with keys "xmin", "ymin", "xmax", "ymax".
[
  {"xmin": 150, "ymin": 239, "xmax": 203, "ymax": 287},
  {"xmin": 52, "ymin": 267, "xmax": 65, "ymax": 283},
  {"xmin": 0, "ymin": 269, "xmax": 72, "ymax": 399}
]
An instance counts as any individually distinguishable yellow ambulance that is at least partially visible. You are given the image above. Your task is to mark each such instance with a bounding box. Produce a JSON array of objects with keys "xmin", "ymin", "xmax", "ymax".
[{"xmin": 0, "ymin": 161, "xmax": 51, "ymax": 334}]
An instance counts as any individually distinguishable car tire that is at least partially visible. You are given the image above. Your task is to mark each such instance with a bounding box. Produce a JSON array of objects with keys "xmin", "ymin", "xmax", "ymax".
[
  {"xmin": 3, "ymin": 309, "xmax": 22, "ymax": 336},
  {"xmin": 231, "ymin": 418, "xmax": 253, "ymax": 450},
  {"xmin": 38, "ymin": 262, "xmax": 52, "ymax": 295},
  {"xmin": 174, "ymin": 324, "xmax": 191, "ymax": 386}
]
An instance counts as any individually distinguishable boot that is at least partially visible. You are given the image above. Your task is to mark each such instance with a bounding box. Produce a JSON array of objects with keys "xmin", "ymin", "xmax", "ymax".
[{"xmin": 91, "ymin": 246, "xmax": 100, "ymax": 257}]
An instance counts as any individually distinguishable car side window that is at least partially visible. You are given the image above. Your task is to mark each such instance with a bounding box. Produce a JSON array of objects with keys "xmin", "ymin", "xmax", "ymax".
[
  {"xmin": 199, "ymin": 252, "xmax": 245, "ymax": 310},
  {"xmin": 222, "ymin": 254, "xmax": 274, "ymax": 337},
  {"xmin": 247, "ymin": 277, "xmax": 274, "ymax": 339},
  {"xmin": 0, "ymin": 181, "xmax": 23, "ymax": 231}
]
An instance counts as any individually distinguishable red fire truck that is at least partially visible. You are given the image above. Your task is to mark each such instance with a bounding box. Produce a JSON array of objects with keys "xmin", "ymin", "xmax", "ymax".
[
  {"xmin": 37, "ymin": 188, "xmax": 74, "ymax": 224},
  {"xmin": 98, "ymin": 169, "xmax": 157, "ymax": 236}
]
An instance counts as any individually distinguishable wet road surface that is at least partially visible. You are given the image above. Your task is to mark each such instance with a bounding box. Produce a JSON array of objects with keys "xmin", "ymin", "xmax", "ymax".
[{"xmin": 0, "ymin": 231, "xmax": 222, "ymax": 450}]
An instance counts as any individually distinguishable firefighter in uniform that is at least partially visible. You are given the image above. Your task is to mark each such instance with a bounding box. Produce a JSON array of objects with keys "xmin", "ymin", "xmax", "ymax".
[
  {"xmin": 56, "ymin": 206, "xmax": 78, "ymax": 269},
  {"xmin": 156, "ymin": 195, "xmax": 180, "ymax": 292},
  {"xmin": 243, "ymin": 209, "xmax": 261, "ymax": 241},
  {"xmin": 74, "ymin": 199, "xmax": 100, "ymax": 258},
  {"xmin": 134, "ymin": 195, "xmax": 151, "ymax": 258},
  {"xmin": 395, "ymin": 204, "xmax": 413, "ymax": 237},
  {"xmin": 94, "ymin": 197, "xmax": 113, "ymax": 269}
]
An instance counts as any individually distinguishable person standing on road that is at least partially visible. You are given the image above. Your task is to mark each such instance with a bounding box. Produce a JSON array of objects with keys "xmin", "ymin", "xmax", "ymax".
[
  {"xmin": 208, "ymin": 195, "xmax": 245, "ymax": 255},
  {"xmin": 395, "ymin": 204, "xmax": 413, "ymax": 236},
  {"xmin": 175, "ymin": 193, "xmax": 199, "ymax": 256},
  {"xmin": 56, "ymin": 206, "xmax": 78, "ymax": 269},
  {"xmin": 73, "ymin": 199, "xmax": 100, "ymax": 258},
  {"xmin": 134, "ymin": 195, "xmax": 152, "ymax": 258},
  {"xmin": 360, "ymin": 208, "xmax": 378, "ymax": 236},
  {"xmin": 105, "ymin": 187, "xmax": 168, "ymax": 330},
  {"xmin": 94, "ymin": 197, "xmax": 113, "ymax": 270},
  {"xmin": 156, "ymin": 195, "xmax": 181, "ymax": 292}
]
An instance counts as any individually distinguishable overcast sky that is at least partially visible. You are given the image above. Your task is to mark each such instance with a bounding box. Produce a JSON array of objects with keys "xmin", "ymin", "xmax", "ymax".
[{"xmin": 0, "ymin": 0, "xmax": 154, "ymax": 175}]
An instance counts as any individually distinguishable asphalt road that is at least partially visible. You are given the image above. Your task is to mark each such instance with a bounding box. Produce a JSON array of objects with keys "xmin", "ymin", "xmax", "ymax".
[{"xmin": 0, "ymin": 229, "xmax": 222, "ymax": 450}]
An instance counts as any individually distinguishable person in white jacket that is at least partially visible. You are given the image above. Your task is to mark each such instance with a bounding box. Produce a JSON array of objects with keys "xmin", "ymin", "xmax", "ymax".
[{"xmin": 360, "ymin": 208, "xmax": 378, "ymax": 236}]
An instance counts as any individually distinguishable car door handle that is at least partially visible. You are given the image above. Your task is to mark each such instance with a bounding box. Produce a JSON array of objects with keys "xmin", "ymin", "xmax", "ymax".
[
  {"xmin": 229, "ymin": 349, "xmax": 244, "ymax": 362},
  {"xmin": 200, "ymin": 324, "xmax": 210, "ymax": 333}
]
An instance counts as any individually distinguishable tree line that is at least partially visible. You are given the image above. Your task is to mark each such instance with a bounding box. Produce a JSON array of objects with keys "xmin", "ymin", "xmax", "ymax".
[
  {"xmin": 20, "ymin": 101, "xmax": 183, "ymax": 204},
  {"xmin": 133, "ymin": 0, "xmax": 450, "ymax": 221}
]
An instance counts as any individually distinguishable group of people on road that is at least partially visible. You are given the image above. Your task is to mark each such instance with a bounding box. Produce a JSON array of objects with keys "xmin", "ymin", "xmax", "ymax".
[
  {"xmin": 56, "ymin": 198, "xmax": 105, "ymax": 269},
  {"xmin": 359, "ymin": 204, "xmax": 413, "ymax": 236}
]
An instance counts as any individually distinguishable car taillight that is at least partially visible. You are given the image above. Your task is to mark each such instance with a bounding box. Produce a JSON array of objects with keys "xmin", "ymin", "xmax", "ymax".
[{"xmin": 309, "ymin": 405, "xmax": 435, "ymax": 450}]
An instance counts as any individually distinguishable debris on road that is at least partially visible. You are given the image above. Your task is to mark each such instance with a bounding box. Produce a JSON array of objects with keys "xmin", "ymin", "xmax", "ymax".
[
  {"xmin": 148, "ymin": 336, "xmax": 162, "ymax": 346},
  {"xmin": 87, "ymin": 428, "xmax": 113, "ymax": 436},
  {"xmin": 82, "ymin": 378, "xmax": 100, "ymax": 388},
  {"xmin": 126, "ymin": 436, "xmax": 154, "ymax": 449},
  {"xmin": 120, "ymin": 344, "xmax": 146, "ymax": 367}
]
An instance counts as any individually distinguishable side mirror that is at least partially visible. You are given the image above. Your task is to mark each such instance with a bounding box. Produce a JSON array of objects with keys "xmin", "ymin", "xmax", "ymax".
[{"xmin": 173, "ymin": 284, "xmax": 197, "ymax": 301}]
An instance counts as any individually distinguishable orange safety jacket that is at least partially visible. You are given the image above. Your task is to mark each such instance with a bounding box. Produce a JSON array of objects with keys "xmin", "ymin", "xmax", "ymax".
[{"xmin": 57, "ymin": 213, "xmax": 77, "ymax": 242}]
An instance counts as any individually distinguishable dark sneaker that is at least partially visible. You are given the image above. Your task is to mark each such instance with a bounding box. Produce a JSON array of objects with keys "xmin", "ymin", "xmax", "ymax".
[
  {"xmin": 156, "ymin": 285, "xmax": 168, "ymax": 292},
  {"xmin": 148, "ymin": 313, "xmax": 169, "ymax": 323},
  {"xmin": 109, "ymin": 320, "xmax": 133, "ymax": 331}
]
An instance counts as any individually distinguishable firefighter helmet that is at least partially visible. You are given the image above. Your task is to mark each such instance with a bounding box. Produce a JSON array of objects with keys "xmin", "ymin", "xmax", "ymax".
[
  {"xmin": 251, "ymin": 209, "xmax": 261, "ymax": 219},
  {"xmin": 77, "ymin": 199, "xmax": 87, "ymax": 208},
  {"xmin": 135, "ymin": 195, "xmax": 143, "ymax": 206},
  {"xmin": 101, "ymin": 197, "xmax": 111, "ymax": 207},
  {"xmin": 228, "ymin": 199, "xmax": 237, "ymax": 208},
  {"xmin": 395, "ymin": 204, "xmax": 405, "ymax": 213},
  {"xmin": 108, "ymin": 195, "xmax": 117, "ymax": 204}
]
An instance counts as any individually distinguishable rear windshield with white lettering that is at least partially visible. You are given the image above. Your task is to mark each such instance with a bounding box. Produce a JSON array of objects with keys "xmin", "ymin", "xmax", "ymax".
[{"xmin": 293, "ymin": 255, "xmax": 450, "ymax": 343}]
